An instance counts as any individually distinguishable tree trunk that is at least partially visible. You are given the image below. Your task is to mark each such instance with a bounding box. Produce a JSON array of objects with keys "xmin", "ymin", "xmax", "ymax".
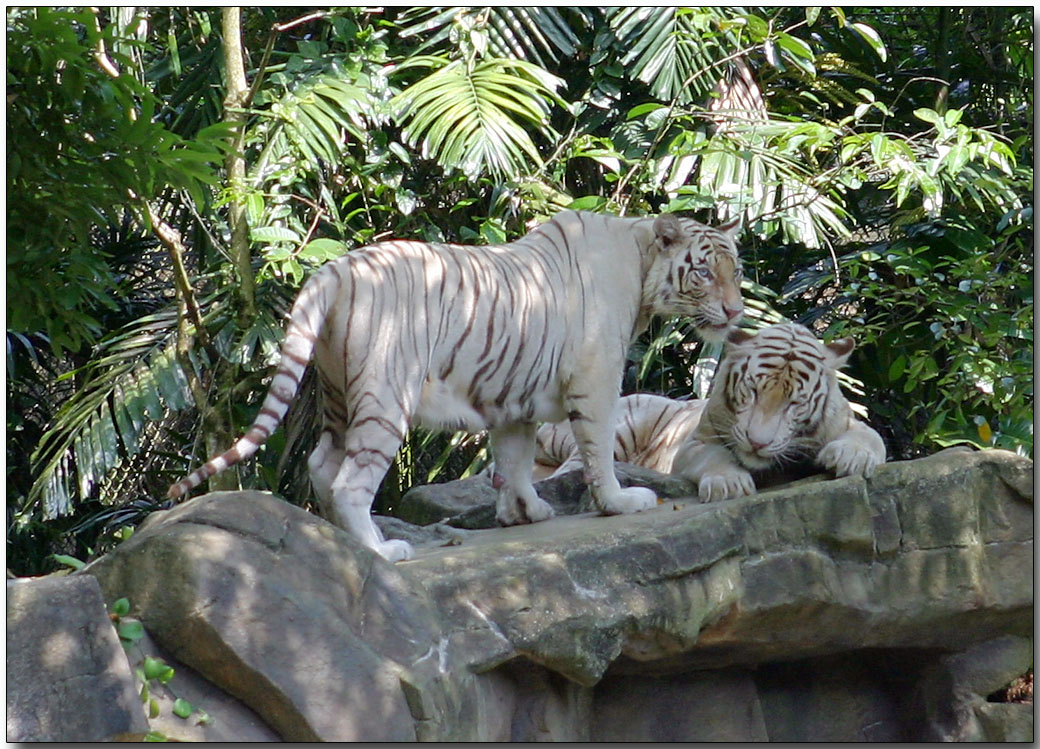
[
  {"xmin": 222, "ymin": 7, "xmax": 256, "ymax": 323},
  {"xmin": 194, "ymin": 7, "xmax": 257, "ymax": 490}
]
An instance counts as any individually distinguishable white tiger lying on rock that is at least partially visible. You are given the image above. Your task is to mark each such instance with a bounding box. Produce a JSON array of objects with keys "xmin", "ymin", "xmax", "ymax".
[
  {"xmin": 532, "ymin": 323, "xmax": 886, "ymax": 502},
  {"xmin": 531, "ymin": 393, "xmax": 706, "ymax": 481},
  {"xmin": 168, "ymin": 209, "xmax": 744, "ymax": 562},
  {"xmin": 678, "ymin": 323, "xmax": 886, "ymax": 500}
]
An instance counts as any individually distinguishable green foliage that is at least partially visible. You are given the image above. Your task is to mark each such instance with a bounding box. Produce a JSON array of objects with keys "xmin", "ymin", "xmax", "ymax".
[
  {"xmin": 24, "ymin": 308, "xmax": 195, "ymax": 520},
  {"xmin": 392, "ymin": 55, "xmax": 565, "ymax": 179},
  {"xmin": 106, "ymin": 596, "xmax": 208, "ymax": 739},
  {"xmin": 6, "ymin": 7, "xmax": 225, "ymax": 356},
  {"xmin": 786, "ymin": 212, "xmax": 1033, "ymax": 457}
]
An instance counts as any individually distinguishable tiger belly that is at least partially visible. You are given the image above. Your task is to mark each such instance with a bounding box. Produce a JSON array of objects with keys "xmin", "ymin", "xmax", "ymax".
[{"xmin": 414, "ymin": 374, "xmax": 567, "ymax": 432}]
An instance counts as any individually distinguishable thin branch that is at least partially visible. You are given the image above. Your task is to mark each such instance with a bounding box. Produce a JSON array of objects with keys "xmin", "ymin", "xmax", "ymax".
[
  {"xmin": 89, "ymin": 7, "xmax": 121, "ymax": 78},
  {"xmin": 289, "ymin": 194, "xmax": 326, "ymax": 250},
  {"xmin": 133, "ymin": 198, "xmax": 210, "ymax": 413},
  {"xmin": 245, "ymin": 10, "xmax": 334, "ymax": 109}
]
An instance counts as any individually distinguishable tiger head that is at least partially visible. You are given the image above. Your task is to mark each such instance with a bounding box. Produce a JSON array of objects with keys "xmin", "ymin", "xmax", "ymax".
[
  {"xmin": 710, "ymin": 323, "xmax": 854, "ymax": 470},
  {"xmin": 642, "ymin": 213, "xmax": 744, "ymax": 341}
]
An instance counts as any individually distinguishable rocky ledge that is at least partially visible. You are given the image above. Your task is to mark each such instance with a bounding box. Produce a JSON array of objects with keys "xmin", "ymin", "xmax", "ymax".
[{"xmin": 8, "ymin": 447, "xmax": 1032, "ymax": 741}]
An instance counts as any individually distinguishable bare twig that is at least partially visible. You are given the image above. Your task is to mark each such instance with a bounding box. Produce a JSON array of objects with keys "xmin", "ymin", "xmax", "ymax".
[{"xmin": 133, "ymin": 198, "xmax": 211, "ymax": 411}]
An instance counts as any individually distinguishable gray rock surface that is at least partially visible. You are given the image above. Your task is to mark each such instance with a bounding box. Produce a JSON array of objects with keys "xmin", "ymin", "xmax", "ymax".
[
  {"xmin": 60, "ymin": 447, "xmax": 1032, "ymax": 741},
  {"xmin": 6, "ymin": 574, "xmax": 149, "ymax": 742},
  {"xmin": 82, "ymin": 491, "xmax": 483, "ymax": 741},
  {"xmin": 914, "ymin": 634, "xmax": 1034, "ymax": 741},
  {"xmin": 395, "ymin": 462, "xmax": 699, "ymax": 529},
  {"xmin": 130, "ymin": 629, "xmax": 281, "ymax": 742}
]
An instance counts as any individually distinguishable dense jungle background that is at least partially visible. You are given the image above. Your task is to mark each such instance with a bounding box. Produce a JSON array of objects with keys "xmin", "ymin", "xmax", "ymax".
[{"xmin": 7, "ymin": 7, "xmax": 1033, "ymax": 575}]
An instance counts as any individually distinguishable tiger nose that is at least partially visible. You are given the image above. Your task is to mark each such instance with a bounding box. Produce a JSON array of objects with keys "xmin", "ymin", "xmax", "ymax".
[
  {"xmin": 724, "ymin": 304, "xmax": 743, "ymax": 321},
  {"xmin": 748, "ymin": 437, "xmax": 770, "ymax": 452}
]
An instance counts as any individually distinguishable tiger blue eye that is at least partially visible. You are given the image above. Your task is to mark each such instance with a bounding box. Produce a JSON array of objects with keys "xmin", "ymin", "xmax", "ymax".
[{"xmin": 696, "ymin": 268, "xmax": 713, "ymax": 280}]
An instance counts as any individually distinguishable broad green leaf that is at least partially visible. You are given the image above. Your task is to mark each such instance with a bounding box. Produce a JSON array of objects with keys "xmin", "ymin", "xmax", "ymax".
[
  {"xmin": 913, "ymin": 108, "xmax": 942, "ymax": 127},
  {"xmin": 944, "ymin": 108, "xmax": 963, "ymax": 127},
  {"xmin": 888, "ymin": 355, "xmax": 907, "ymax": 382},
  {"xmin": 850, "ymin": 22, "xmax": 886, "ymax": 62},
  {"xmin": 50, "ymin": 553, "xmax": 86, "ymax": 570},
  {"xmin": 776, "ymin": 32, "xmax": 815, "ymax": 66},
  {"xmin": 245, "ymin": 193, "xmax": 265, "ymax": 226},
  {"xmin": 118, "ymin": 619, "xmax": 145, "ymax": 643},
  {"xmin": 299, "ymin": 238, "xmax": 348, "ymax": 261},
  {"xmin": 251, "ymin": 226, "xmax": 302, "ymax": 243},
  {"xmin": 627, "ymin": 103, "xmax": 666, "ymax": 120},
  {"xmin": 111, "ymin": 597, "xmax": 131, "ymax": 617},
  {"xmin": 568, "ymin": 195, "xmax": 608, "ymax": 211},
  {"xmin": 870, "ymin": 133, "xmax": 886, "ymax": 167},
  {"xmin": 143, "ymin": 656, "xmax": 169, "ymax": 681},
  {"xmin": 173, "ymin": 698, "xmax": 193, "ymax": 719}
]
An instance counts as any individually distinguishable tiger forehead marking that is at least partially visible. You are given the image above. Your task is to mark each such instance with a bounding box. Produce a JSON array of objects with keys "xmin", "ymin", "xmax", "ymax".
[{"xmin": 736, "ymin": 329, "xmax": 831, "ymax": 411}]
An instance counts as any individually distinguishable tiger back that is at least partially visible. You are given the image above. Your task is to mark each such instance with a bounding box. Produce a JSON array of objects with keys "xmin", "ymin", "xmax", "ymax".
[
  {"xmin": 673, "ymin": 322, "xmax": 886, "ymax": 501},
  {"xmin": 168, "ymin": 210, "xmax": 745, "ymax": 562}
]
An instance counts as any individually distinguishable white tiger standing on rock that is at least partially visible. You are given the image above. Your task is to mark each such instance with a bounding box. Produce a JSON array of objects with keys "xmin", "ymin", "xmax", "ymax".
[
  {"xmin": 674, "ymin": 323, "xmax": 886, "ymax": 500},
  {"xmin": 168, "ymin": 210, "xmax": 744, "ymax": 562}
]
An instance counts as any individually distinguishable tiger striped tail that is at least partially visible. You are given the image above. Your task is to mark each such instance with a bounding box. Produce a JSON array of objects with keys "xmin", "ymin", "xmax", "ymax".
[{"xmin": 166, "ymin": 268, "xmax": 336, "ymax": 499}]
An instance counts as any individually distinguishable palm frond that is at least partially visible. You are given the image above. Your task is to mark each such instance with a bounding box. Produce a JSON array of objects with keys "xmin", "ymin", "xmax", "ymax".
[
  {"xmin": 26, "ymin": 307, "xmax": 193, "ymax": 519},
  {"xmin": 609, "ymin": 7, "xmax": 732, "ymax": 104},
  {"xmin": 391, "ymin": 56, "xmax": 565, "ymax": 178},
  {"xmin": 265, "ymin": 75, "xmax": 370, "ymax": 166},
  {"xmin": 396, "ymin": 7, "xmax": 585, "ymax": 67}
]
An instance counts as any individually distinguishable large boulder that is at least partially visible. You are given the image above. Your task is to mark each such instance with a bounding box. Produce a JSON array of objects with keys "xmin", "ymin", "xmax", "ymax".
[
  {"xmin": 6, "ymin": 574, "xmax": 149, "ymax": 742},
  {"xmin": 80, "ymin": 491, "xmax": 485, "ymax": 741},
  {"xmin": 63, "ymin": 447, "xmax": 1030, "ymax": 741}
]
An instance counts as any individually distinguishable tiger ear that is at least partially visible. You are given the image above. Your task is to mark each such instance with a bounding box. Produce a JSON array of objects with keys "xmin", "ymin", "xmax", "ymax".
[
  {"xmin": 653, "ymin": 213, "xmax": 684, "ymax": 251},
  {"xmin": 825, "ymin": 336, "xmax": 855, "ymax": 367},
  {"xmin": 718, "ymin": 214, "xmax": 742, "ymax": 238}
]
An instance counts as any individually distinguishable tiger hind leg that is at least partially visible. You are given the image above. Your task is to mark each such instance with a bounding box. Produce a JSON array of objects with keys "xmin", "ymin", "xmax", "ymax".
[
  {"xmin": 489, "ymin": 423, "xmax": 555, "ymax": 526},
  {"xmin": 310, "ymin": 419, "xmax": 414, "ymax": 563}
]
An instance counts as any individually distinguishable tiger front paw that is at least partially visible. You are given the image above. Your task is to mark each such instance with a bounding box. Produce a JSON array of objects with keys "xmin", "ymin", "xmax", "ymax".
[
  {"xmin": 595, "ymin": 485, "xmax": 657, "ymax": 515},
  {"xmin": 495, "ymin": 488, "xmax": 555, "ymax": 526},
  {"xmin": 817, "ymin": 438, "xmax": 883, "ymax": 479},
  {"xmin": 375, "ymin": 539, "xmax": 415, "ymax": 563},
  {"xmin": 697, "ymin": 465, "xmax": 755, "ymax": 502}
]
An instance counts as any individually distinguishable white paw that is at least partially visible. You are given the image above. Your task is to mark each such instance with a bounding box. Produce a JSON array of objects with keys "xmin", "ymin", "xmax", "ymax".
[
  {"xmin": 496, "ymin": 489, "xmax": 555, "ymax": 526},
  {"xmin": 818, "ymin": 440, "xmax": 882, "ymax": 478},
  {"xmin": 375, "ymin": 539, "xmax": 414, "ymax": 563},
  {"xmin": 521, "ymin": 495, "xmax": 556, "ymax": 523},
  {"xmin": 596, "ymin": 485, "xmax": 658, "ymax": 515},
  {"xmin": 698, "ymin": 466, "xmax": 755, "ymax": 502}
]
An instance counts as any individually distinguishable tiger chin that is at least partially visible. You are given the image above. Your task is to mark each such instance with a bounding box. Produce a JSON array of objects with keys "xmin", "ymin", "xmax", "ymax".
[
  {"xmin": 167, "ymin": 209, "xmax": 745, "ymax": 563},
  {"xmin": 673, "ymin": 323, "xmax": 887, "ymax": 502}
]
